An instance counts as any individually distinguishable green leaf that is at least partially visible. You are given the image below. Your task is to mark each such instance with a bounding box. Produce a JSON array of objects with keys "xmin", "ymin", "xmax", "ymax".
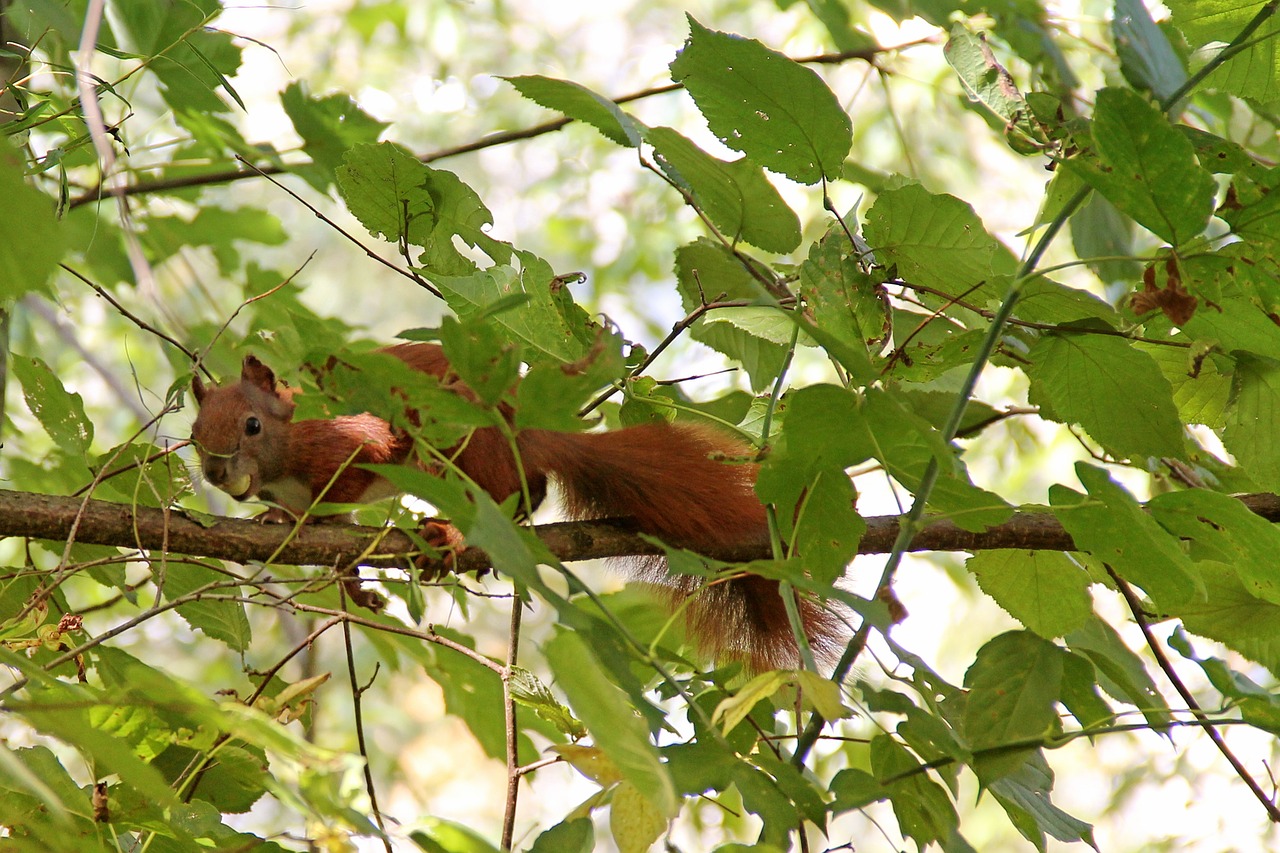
[
  {"xmin": 505, "ymin": 76, "xmax": 641, "ymax": 148},
  {"xmin": 420, "ymin": 627, "xmax": 530, "ymax": 764},
  {"xmin": 1026, "ymin": 330, "xmax": 1184, "ymax": 459},
  {"xmin": 797, "ymin": 230, "xmax": 883, "ymax": 382},
  {"xmin": 411, "ymin": 817, "xmax": 505, "ymax": 853},
  {"xmin": 1223, "ymin": 354, "xmax": 1280, "ymax": 491},
  {"xmin": 1064, "ymin": 87, "xmax": 1215, "ymax": 245},
  {"xmin": 1051, "ymin": 464, "xmax": 1203, "ymax": 608},
  {"xmin": 434, "ymin": 256, "xmax": 596, "ymax": 363},
  {"xmin": 966, "ymin": 549, "xmax": 1093, "ymax": 639},
  {"xmin": 869, "ymin": 734, "xmax": 962, "ymax": 848},
  {"xmin": 1149, "ymin": 490, "xmax": 1280, "ymax": 604},
  {"xmin": 12, "ymin": 355, "xmax": 94, "ymax": 457},
  {"xmin": 509, "ymin": 666, "xmax": 585, "ymax": 739},
  {"xmin": 610, "ymin": 781, "xmax": 667, "ymax": 853},
  {"xmin": 988, "ymin": 751, "xmax": 1096, "ymax": 849},
  {"xmin": 1166, "ymin": 0, "xmax": 1280, "ymax": 101},
  {"xmin": 1185, "ymin": 297, "xmax": 1280, "ymax": 362},
  {"xmin": 545, "ymin": 630, "xmax": 677, "ymax": 817},
  {"xmin": 1, "ymin": 655, "xmax": 178, "ymax": 808},
  {"xmin": 943, "ymin": 25, "xmax": 1044, "ymax": 153},
  {"xmin": 1065, "ymin": 615, "xmax": 1170, "ymax": 729},
  {"xmin": 963, "ymin": 631, "xmax": 1063, "ymax": 781},
  {"xmin": 114, "ymin": 1, "xmax": 242, "ymax": 113},
  {"xmin": 673, "ymin": 239, "xmax": 786, "ymax": 391},
  {"xmin": 1068, "ymin": 193, "xmax": 1140, "ymax": 286},
  {"xmin": 1174, "ymin": 561, "xmax": 1280, "ymax": 676},
  {"xmin": 1170, "ymin": 627, "xmax": 1280, "ymax": 733},
  {"xmin": 669, "ymin": 16, "xmax": 852, "ymax": 184},
  {"xmin": 1140, "ymin": 340, "xmax": 1231, "ymax": 429},
  {"xmin": 861, "ymin": 388, "xmax": 1013, "ymax": 531},
  {"xmin": 647, "ymin": 126, "xmax": 801, "ymax": 253},
  {"xmin": 528, "ymin": 818, "xmax": 594, "ymax": 853},
  {"xmin": 863, "ymin": 183, "xmax": 1017, "ymax": 297},
  {"xmin": 0, "ymin": 745, "xmax": 81, "ymax": 827},
  {"xmin": 1114, "ymin": 0, "xmax": 1188, "ymax": 102},
  {"xmin": 281, "ymin": 81, "xmax": 388, "ymax": 190},
  {"xmin": 0, "ymin": 154, "xmax": 64, "ymax": 299},
  {"xmin": 337, "ymin": 141, "xmax": 511, "ymax": 275},
  {"xmin": 166, "ymin": 563, "xmax": 251, "ymax": 652},
  {"xmin": 1059, "ymin": 651, "xmax": 1115, "ymax": 730}
]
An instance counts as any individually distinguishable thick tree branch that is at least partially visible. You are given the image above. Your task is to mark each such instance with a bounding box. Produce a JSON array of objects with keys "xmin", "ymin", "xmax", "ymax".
[{"xmin": 5, "ymin": 489, "xmax": 1280, "ymax": 573}]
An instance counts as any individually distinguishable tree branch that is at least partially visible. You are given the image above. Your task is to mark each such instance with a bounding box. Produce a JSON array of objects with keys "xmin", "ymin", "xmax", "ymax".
[{"xmin": 6, "ymin": 489, "xmax": 1280, "ymax": 572}]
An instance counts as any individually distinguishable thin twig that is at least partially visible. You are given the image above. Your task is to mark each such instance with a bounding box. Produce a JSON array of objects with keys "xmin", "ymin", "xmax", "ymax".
[
  {"xmin": 1109, "ymin": 567, "xmax": 1280, "ymax": 823},
  {"xmin": 500, "ymin": 592, "xmax": 525, "ymax": 851},
  {"xmin": 65, "ymin": 44, "xmax": 922, "ymax": 209},
  {"xmin": 61, "ymin": 263, "xmax": 204, "ymax": 372},
  {"xmin": 340, "ymin": 585, "xmax": 394, "ymax": 852},
  {"xmin": 233, "ymin": 156, "xmax": 443, "ymax": 299}
]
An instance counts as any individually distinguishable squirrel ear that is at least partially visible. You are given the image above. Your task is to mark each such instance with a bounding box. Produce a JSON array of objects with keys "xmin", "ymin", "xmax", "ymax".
[
  {"xmin": 241, "ymin": 355, "xmax": 277, "ymax": 394},
  {"xmin": 192, "ymin": 373, "xmax": 208, "ymax": 405}
]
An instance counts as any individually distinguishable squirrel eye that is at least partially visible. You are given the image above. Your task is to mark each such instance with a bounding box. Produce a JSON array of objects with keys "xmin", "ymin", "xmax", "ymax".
[{"xmin": 245, "ymin": 416, "xmax": 262, "ymax": 437}]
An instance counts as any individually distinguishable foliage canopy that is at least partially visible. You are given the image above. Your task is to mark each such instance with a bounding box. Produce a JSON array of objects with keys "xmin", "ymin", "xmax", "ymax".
[{"xmin": 3, "ymin": 0, "xmax": 1280, "ymax": 851}]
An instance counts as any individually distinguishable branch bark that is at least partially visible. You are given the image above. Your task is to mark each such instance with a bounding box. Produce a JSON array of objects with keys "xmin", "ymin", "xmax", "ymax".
[{"xmin": 7, "ymin": 489, "xmax": 1280, "ymax": 573}]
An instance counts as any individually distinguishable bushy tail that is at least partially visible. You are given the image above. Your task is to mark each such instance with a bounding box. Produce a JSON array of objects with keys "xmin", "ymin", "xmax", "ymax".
[{"xmin": 522, "ymin": 423, "xmax": 842, "ymax": 671}]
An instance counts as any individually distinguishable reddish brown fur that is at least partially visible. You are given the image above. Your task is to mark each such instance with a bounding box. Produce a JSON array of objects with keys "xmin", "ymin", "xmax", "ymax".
[{"xmin": 191, "ymin": 343, "xmax": 840, "ymax": 670}]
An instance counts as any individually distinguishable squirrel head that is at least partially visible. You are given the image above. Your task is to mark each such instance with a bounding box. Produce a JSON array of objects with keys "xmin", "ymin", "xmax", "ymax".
[{"xmin": 190, "ymin": 355, "xmax": 297, "ymax": 501}]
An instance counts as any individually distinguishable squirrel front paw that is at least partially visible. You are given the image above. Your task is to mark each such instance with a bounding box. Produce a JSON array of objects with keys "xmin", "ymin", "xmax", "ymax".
[
  {"xmin": 416, "ymin": 519, "xmax": 469, "ymax": 580},
  {"xmin": 256, "ymin": 507, "xmax": 299, "ymax": 525}
]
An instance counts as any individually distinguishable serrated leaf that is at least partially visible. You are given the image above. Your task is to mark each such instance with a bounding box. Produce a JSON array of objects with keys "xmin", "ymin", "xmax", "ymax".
[
  {"xmin": 1051, "ymin": 464, "xmax": 1202, "ymax": 608},
  {"xmin": 647, "ymin": 126, "xmax": 800, "ymax": 252},
  {"xmin": 336, "ymin": 141, "xmax": 511, "ymax": 276},
  {"xmin": 1065, "ymin": 615, "xmax": 1170, "ymax": 729},
  {"xmin": 1166, "ymin": 0, "xmax": 1280, "ymax": 101},
  {"xmin": 869, "ymin": 734, "xmax": 962, "ymax": 847},
  {"xmin": 944, "ymin": 25, "xmax": 1044, "ymax": 152},
  {"xmin": 798, "ymin": 231, "xmax": 884, "ymax": 379},
  {"xmin": 1223, "ymin": 354, "xmax": 1280, "ymax": 491},
  {"xmin": 509, "ymin": 666, "xmax": 586, "ymax": 739},
  {"xmin": 988, "ymin": 751, "xmax": 1097, "ymax": 849},
  {"xmin": 963, "ymin": 631, "xmax": 1063, "ymax": 780},
  {"xmin": 166, "ymin": 563, "xmax": 251, "ymax": 652},
  {"xmin": 1149, "ymin": 489, "xmax": 1280, "ymax": 603},
  {"xmin": 1026, "ymin": 330, "xmax": 1184, "ymax": 459},
  {"xmin": 967, "ymin": 550, "xmax": 1093, "ymax": 638},
  {"xmin": 673, "ymin": 239, "xmax": 786, "ymax": 390},
  {"xmin": 863, "ymin": 183, "xmax": 1017, "ymax": 297},
  {"xmin": 1064, "ymin": 87, "xmax": 1214, "ymax": 245},
  {"xmin": 1175, "ymin": 561, "xmax": 1280, "ymax": 676},
  {"xmin": 670, "ymin": 16, "xmax": 851, "ymax": 184},
  {"xmin": 506, "ymin": 75, "xmax": 641, "ymax": 148}
]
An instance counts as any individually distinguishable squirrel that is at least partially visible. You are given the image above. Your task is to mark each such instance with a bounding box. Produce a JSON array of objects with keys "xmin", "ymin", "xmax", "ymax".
[{"xmin": 190, "ymin": 342, "xmax": 840, "ymax": 670}]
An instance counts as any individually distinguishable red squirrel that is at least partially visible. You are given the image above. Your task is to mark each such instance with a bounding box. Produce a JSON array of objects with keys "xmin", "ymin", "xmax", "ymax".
[{"xmin": 190, "ymin": 342, "xmax": 839, "ymax": 670}]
